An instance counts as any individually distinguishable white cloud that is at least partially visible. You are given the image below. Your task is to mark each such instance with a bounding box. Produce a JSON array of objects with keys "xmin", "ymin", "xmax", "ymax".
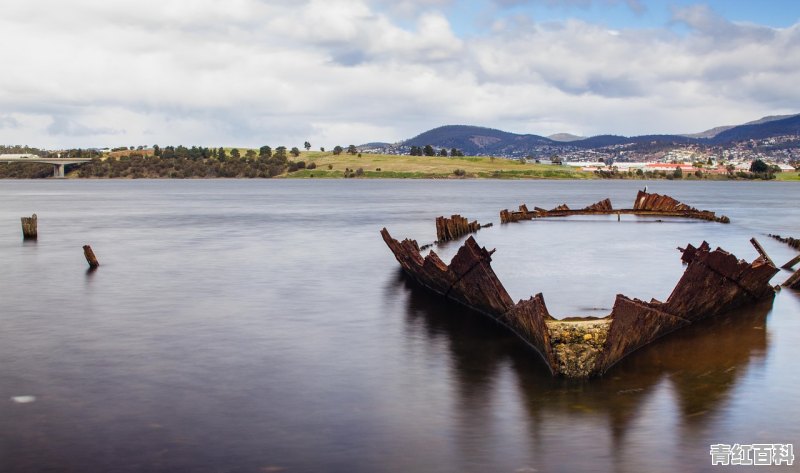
[
  {"xmin": 0, "ymin": 0, "xmax": 797, "ymax": 148},
  {"xmin": 492, "ymin": 0, "xmax": 645, "ymax": 15}
]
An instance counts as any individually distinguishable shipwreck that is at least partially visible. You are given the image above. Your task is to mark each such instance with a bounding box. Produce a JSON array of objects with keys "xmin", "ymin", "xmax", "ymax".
[
  {"xmin": 381, "ymin": 191, "xmax": 778, "ymax": 378},
  {"xmin": 500, "ymin": 190, "xmax": 730, "ymax": 224}
]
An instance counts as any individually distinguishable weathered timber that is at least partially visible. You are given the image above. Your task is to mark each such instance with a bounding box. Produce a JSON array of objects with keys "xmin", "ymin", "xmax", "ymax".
[
  {"xmin": 21, "ymin": 214, "xmax": 37, "ymax": 239},
  {"xmin": 381, "ymin": 229, "xmax": 777, "ymax": 378},
  {"xmin": 750, "ymin": 238, "xmax": 774, "ymax": 267},
  {"xmin": 500, "ymin": 191, "xmax": 730, "ymax": 224},
  {"xmin": 83, "ymin": 245, "xmax": 99, "ymax": 269},
  {"xmin": 768, "ymin": 233, "xmax": 800, "ymax": 251},
  {"xmin": 435, "ymin": 214, "xmax": 484, "ymax": 243}
]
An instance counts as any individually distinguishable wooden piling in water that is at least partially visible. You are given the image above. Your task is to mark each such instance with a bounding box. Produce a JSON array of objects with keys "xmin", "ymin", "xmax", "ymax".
[
  {"xmin": 83, "ymin": 245, "xmax": 99, "ymax": 269},
  {"xmin": 21, "ymin": 214, "xmax": 37, "ymax": 239}
]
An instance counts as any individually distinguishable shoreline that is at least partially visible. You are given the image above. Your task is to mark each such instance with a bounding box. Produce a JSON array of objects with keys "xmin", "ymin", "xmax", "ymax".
[
  {"xmin": 2, "ymin": 174, "xmax": 798, "ymax": 181},
  {"xmin": 1, "ymin": 150, "xmax": 797, "ymax": 181}
]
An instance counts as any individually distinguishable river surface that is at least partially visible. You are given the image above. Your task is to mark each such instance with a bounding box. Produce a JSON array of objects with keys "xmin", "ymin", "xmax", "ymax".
[{"xmin": 1, "ymin": 179, "xmax": 798, "ymax": 473}]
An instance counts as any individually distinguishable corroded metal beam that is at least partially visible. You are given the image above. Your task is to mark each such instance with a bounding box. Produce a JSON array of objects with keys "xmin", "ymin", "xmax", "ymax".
[
  {"xmin": 381, "ymin": 230, "xmax": 777, "ymax": 378},
  {"xmin": 500, "ymin": 190, "xmax": 730, "ymax": 224}
]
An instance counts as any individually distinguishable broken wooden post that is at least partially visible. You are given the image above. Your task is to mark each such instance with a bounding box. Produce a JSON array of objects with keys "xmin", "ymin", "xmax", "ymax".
[
  {"xmin": 83, "ymin": 245, "xmax": 99, "ymax": 269},
  {"xmin": 750, "ymin": 238, "xmax": 774, "ymax": 267},
  {"xmin": 21, "ymin": 214, "xmax": 37, "ymax": 239}
]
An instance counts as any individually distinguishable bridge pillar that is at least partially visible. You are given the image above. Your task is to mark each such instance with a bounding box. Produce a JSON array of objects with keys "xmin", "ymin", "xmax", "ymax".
[{"xmin": 53, "ymin": 163, "xmax": 65, "ymax": 178}]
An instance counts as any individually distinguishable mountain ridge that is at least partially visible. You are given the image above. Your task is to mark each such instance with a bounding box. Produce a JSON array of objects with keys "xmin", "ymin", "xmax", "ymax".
[{"xmin": 382, "ymin": 114, "xmax": 800, "ymax": 156}]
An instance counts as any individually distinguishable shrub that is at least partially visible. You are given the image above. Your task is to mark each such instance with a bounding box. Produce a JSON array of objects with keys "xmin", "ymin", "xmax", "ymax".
[{"xmin": 453, "ymin": 169, "xmax": 466, "ymax": 177}]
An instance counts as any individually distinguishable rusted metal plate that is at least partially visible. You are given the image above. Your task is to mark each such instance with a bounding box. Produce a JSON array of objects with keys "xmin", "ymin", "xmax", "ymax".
[
  {"xmin": 503, "ymin": 294, "xmax": 557, "ymax": 371},
  {"xmin": 596, "ymin": 296, "xmax": 690, "ymax": 375}
]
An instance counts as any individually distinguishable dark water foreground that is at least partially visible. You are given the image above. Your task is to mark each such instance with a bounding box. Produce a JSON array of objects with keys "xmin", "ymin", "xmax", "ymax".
[{"xmin": 0, "ymin": 180, "xmax": 798, "ymax": 473}]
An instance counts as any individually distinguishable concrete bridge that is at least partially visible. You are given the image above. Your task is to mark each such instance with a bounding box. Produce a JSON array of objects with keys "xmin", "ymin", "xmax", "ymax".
[{"xmin": 0, "ymin": 154, "xmax": 91, "ymax": 178}]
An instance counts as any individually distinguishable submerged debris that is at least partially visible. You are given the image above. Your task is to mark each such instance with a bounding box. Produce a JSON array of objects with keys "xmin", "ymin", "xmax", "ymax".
[
  {"xmin": 500, "ymin": 190, "xmax": 730, "ymax": 224},
  {"xmin": 381, "ymin": 230, "xmax": 778, "ymax": 378},
  {"xmin": 768, "ymin": 234, "xmax": 800, "ymax": 275},
  {"xmin": 769, "ymin": 234, "xmax": 800, "ymax": 251}
]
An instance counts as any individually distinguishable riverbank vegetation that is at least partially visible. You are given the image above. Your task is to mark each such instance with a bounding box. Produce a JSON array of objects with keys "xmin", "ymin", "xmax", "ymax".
[{"xmin": 0, "ymin": 146, "xmax": 796, "ymax": 180}]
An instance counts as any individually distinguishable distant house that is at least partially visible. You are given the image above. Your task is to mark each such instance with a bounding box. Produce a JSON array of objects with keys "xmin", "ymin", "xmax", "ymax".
[{"xmin": 646, "ymin": 163, "xmax": 697, "ymax": 172}]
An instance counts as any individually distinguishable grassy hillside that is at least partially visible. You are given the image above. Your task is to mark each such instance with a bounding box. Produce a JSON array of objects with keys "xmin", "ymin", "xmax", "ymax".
[{"xmin": 282, "ymin": 152, "xmax": 594, "ymax": 179}]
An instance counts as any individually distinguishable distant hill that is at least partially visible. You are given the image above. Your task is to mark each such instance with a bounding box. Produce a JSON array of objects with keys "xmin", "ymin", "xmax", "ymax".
[
  {"xmin": 548, "ymin": 133, "xmax": 585, "ymax": 142},
  {"xmin": 684, "ymin": 114, "xmax": 798, "ymax": 139},
  {"xmin": 682, "ymin": 126, "xmax": 735, "ymax": 139},
  {"xmin": 709, "ymin": 114, "xmax": 800, "ymax": 144},
  {"xmin": 390, "ymin": 114, "xmax": 800, "ymax": 156},
  {"xmin": 554, "ymin": 134, "xmax": 696, "ymax": 149},
  {"xmin": 403, "ymin": 125, "xmax": 554, "ymax": 156},
  {"xmin": 358, "ymin": 142, "xmax": 392, "ymax": 149}
]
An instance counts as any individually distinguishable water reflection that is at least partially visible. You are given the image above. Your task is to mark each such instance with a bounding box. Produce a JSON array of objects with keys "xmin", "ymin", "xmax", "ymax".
[{"xmin": 395, "ymin": 271, "xmax": 773, "ymax": 442}]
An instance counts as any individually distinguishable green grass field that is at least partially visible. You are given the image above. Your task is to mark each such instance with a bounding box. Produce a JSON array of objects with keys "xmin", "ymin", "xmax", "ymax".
[
  {"xmin": 776, "ymin": 171, "xmax": 800, "ymax": 181},
  {"xmin": 281, "ymin": 152, "xmax": 594, "ymax": 179}
]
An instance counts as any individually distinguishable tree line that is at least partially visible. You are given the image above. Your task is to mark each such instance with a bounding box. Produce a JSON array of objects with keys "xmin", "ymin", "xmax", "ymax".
[
  {"xmin": 79, "ymin": 145, "xmax": 297, "ymax": 178},
  {"xmin": 0, "ymin": 144, "xmax": 306, "ymax": 179},
  {"xmin": 408, "ymin": 145, "xmax": 464, "ymax": 157}
]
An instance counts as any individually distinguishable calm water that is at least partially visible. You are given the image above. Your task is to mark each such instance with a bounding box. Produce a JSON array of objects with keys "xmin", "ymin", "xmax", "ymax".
[{"xmin": 1, "ymin": 179, "xmax": 799, "ymax": 473}]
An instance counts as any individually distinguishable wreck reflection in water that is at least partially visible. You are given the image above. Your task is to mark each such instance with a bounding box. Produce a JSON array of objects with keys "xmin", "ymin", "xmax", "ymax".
[{"xmin": 396, "ymin": 271, "xmax": 774, "ymax": 471}]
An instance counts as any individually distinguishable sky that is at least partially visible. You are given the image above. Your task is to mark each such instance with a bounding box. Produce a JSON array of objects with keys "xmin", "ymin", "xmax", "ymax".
[{"xmin": 0, "ymin": 0, "xmax": 799, "ymax": 149}]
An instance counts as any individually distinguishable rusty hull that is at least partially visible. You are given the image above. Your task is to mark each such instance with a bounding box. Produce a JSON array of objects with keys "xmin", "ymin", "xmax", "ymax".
[
  {"xmin": 500, "ymin": 190, "xmax": 730, "ymax": 224},
  {"xmin": 381, "ymin": 230, "xmax": 778, "ymax": 378}
]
